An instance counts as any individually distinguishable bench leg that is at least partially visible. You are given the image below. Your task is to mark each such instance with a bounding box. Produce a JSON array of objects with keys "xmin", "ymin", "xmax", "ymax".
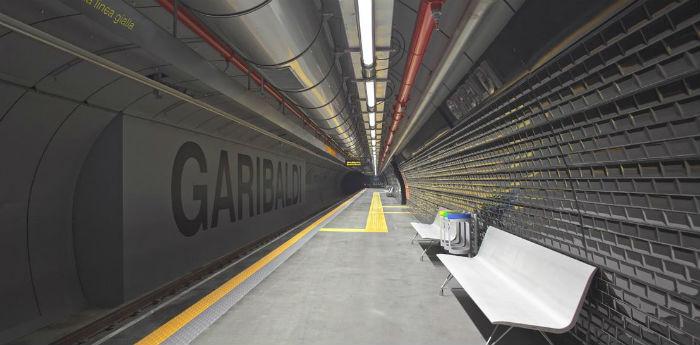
[
  {"xmin": 410, "ymin": 232, "xmax": 418, "ymax": 244},
  {"xmin": 439, "ymin": 273, "xmax": 453, "ymax": 296},
  {"xmin": 485, "ymin": 325, "xmax": 499, "ymax": 344},
  {"xmin": 419, "ymin": 242, "xmax": 433, "ymax": 261},
  {"xmin": 487, "ymin": 326, "xmax": 513, "ymax": 345},
  {"xmin": 539, "ymin": 331, "xmax": 555, "ymax": 345}
]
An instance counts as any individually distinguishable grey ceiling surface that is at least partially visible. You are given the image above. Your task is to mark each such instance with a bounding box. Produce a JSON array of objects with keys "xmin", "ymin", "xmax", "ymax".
[{"xmin": 378, "ymin": 0, "xmax": 471, "ymax": 155}]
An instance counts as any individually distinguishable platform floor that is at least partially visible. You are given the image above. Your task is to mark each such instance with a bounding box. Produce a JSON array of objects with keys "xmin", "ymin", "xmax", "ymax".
[
  {"xmin": 191, "ymin": 189, "xmax": 481, "ymax": 345},
  {"xmin": 110, "ymin": 188, "xmax": 578, "ymax": 345}
]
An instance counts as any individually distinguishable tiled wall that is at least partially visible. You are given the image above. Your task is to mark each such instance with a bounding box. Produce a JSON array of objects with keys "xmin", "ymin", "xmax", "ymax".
[{"xmin": 399, "ymin": 1, "xmax": 700, "ymax": 344}]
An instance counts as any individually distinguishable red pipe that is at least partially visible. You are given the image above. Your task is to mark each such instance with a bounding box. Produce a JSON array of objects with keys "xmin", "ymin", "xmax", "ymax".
[
  {"xmin": 156, "ymin": 0, "xmax": 346, "ymax": 157},
  {"xmin": 381, "ymin": 0, "xmax": 443, "ymax": 163}
]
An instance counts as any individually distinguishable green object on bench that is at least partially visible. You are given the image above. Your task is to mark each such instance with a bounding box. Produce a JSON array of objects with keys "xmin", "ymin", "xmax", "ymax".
[{"xmin": 438, "ymin": 210, "xmax": 460, "ymax": 217}]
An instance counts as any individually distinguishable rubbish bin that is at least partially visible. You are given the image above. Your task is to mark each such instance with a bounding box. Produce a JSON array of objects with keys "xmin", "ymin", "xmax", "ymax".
[{"xmin": 439, "ymin": 211, "xmax": 471, "ymax": 255}]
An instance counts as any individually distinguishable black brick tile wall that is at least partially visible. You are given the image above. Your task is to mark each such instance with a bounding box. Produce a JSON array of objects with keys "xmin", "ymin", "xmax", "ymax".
[{"xmin": 399, "ymin": 1, "xmax": 700, "ymax": 344}]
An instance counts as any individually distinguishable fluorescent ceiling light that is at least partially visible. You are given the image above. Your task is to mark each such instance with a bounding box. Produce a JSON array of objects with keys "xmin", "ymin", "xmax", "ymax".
[
  {"xmin": 366, "ymin": 80, "xmax": 375, "ymax": 108},
  {"xmin": 358, "ymin": 0, "xmax": 374, "ymax": 67},
  {"xmin": 371, "ymin": 139, "xmax": 376, "ymax": 147},
  {"xmin": 369, "ymin": 111, "xmax": 376, "ymax": 127},
  {"xmin": 370, "ymin": 129, "xmax": 376, "ymax": 139}
]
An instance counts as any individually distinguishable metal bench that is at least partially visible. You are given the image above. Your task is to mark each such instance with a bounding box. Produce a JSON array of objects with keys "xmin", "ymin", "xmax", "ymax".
[
  {"xmin": 437, "ymin": 226, "xmax": 596, "ymax": 345},
  {"xmin": 409, "ymin": 209, "xmax": 445, "ymax": 260}
]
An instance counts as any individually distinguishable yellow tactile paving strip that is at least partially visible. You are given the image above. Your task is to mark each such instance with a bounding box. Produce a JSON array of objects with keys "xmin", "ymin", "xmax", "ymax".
[
  {"xmin": 135, "ymin": 191, "xmax": 363, "ymax": 345},
  {"xmin": 320, "ymin": 192, "xmax": 388, "ymax": 233}
]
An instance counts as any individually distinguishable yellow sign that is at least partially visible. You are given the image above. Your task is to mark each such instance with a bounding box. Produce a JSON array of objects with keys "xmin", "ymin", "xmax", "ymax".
[
  {"xmin": 345, "ymin": 161, "xmax": 362, "ymax": 167},
  {"xmin": 83, "ymin": 0, "xmax": 136, "ymax": 31}
]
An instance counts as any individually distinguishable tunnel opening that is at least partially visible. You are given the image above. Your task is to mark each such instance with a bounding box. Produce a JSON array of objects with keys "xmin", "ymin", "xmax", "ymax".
[{"xmin": 340, "ymin": 171, "xmax": 369, "ymax": 195}]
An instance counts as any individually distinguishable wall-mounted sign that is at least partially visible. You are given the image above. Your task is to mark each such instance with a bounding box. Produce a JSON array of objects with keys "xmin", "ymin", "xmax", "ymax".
[{"xmin": 345, "ymin": 161, "xmax": 362, "ymax": 167}]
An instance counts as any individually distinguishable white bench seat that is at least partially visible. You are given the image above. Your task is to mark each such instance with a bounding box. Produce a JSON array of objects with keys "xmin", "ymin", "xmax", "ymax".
[
  {"xmin": 410, "ymin": 209, "xmax": 447, "ymax": 261},
  {"xmin": 438, "ymin": 226, "xmax": 596, "ymax": 343},
  {"xmin": 410, "ymin": 208, "xmax": 445, "ymax": 242},
  {"xmin": 410, "ymin": 222, "xmax": 442, "ymax": 240},
  {"xmin": 438, "ymin": 254, "xmax": 570, "ymax": 331}
]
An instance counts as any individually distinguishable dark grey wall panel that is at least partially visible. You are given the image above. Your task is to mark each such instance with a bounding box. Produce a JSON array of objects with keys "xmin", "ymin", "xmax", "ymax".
[
  {"xmin": 74, "ymin": 116, "xmax": 124, "ymax": 307},
  {"xmin": 28, "ymin": 105, "xmax": 117, "ymax": 316},
  {"xmin": 121, "ymin": 116, "xmax": 342, "ymax": 299},
  {"xmin": 0, "ymin": 92, "xmax": 77, "ymax": 330},
  {"xmin": 35, "ymin": 61, "xmax": 121, "ymax": 101},
  {"xmin": 0, "ymin": 86, "xmax": 120, "ymax": 343},
  {"xmin": 88, "ymin": 78, "xmax": 153, "ymax": 110},
  {"xmin": 401, "ymin": 1, "xmax": 700, "ymax": 344},
  {"xmin": 0, "ymin": 83, "xmax": 25, "ymax": 121},
  {"xmin": 0, "ymin": 32, "xmax": 72, "ymax": 87},
  {"xmin": 71, "ymin": 115, "xmax": 345, "ymax": 304}
]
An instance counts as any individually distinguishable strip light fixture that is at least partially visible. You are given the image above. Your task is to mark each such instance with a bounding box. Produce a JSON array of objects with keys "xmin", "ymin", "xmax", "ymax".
[
  {"xmin": 365, "ymin": 80, "xmax": 375, "ymax": 108},
  {"xmin": 359, "ymin": 0, "xmax": 377, "ymax": 174},
  {"xmin": 358, "ymin": 0, "xmax": 374, "ymax": 67}
]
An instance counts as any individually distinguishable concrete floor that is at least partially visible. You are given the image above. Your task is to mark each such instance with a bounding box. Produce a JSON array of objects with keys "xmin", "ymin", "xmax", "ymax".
[{"xmin": 191, "ymin": 189, "xmax": 574, "ymax": 345}]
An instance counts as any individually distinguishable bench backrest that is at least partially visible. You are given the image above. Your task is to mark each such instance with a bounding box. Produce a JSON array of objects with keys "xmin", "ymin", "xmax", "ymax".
[{"xmin": 478, "ymin": 226, "xmax": 596, "ymax": 323}]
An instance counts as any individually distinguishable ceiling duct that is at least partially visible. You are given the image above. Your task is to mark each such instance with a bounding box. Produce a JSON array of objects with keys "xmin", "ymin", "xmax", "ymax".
[{"xmin": 179, "ymin": 0, "xmax": 362, "ymax": 158}]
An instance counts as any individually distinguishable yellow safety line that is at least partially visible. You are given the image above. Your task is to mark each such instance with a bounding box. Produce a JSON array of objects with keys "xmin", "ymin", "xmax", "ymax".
[
  {"xmin": 136, "ymin": 190, "xmax": 363, "ymax": 345},
  {"xmin": 320, "ymin": 192, "xmax": 388, "ymax": 233},
  {"xmin": 319, "ymin": 228, "xmax": 371, "ymax": 233}
]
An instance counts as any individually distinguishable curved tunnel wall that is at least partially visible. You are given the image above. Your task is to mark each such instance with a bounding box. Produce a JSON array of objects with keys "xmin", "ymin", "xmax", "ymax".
[{"xmin": 0, "ymin": 1, "xmax": 349, "ymax": 341}]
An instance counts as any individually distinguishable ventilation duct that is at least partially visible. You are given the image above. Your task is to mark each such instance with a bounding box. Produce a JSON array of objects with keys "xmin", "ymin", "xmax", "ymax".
[{"xmin": 179, "ymin": 0, "xmax": 362, "ymax": 158}]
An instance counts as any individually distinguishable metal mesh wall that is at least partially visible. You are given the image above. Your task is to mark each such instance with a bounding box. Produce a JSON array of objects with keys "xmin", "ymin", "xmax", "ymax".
[{"xmin": 399, "ymin": 1, "xmax": 699, "ymax": 344}]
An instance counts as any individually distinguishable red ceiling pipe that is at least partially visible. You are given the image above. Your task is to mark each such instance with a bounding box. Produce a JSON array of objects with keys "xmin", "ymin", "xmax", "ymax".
[
  {"xmin": 381, "ymin": 0, "xmax": 443, "ymax": 163},
  {"xmin": 156, "ymin": 0, "xmax": 347, "ymax": 157}
]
